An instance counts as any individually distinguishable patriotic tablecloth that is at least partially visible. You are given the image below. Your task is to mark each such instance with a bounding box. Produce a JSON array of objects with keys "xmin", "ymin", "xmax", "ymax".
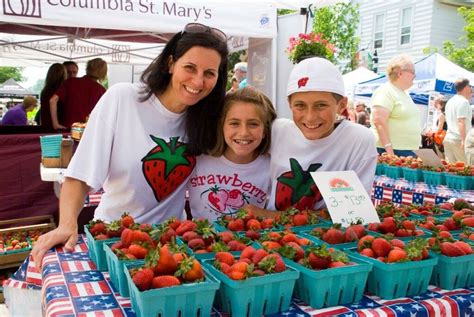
[
  {"xmin": 3, "ymin": 236, "xmax": 474, "ymax": 317},
  {"xmin": 371, "ymin": 175, "xmax": 474, "ymax": 206}
]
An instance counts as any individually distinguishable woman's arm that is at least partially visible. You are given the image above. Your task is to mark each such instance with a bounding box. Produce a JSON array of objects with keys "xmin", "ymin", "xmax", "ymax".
[
  {"xmin": 31, "ymin": 177, "xmax": 90, "ymax": 269},
  {"xmin": 437, "ymin": 113, "xmax": 445, "ymax": 132},
  {"xmin": 371, "ymin": 106, "xmax": 394, "ymax": 155},
  {"xmin": 49, "ymin": 94, "xmax": 67, "ymax": 130}
]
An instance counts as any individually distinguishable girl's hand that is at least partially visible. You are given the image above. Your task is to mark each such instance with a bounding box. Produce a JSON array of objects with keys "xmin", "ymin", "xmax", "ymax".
[
  {"xmin": 31, "ymin": 225, "xmax": 78, "ymax": 270},
  {"xmin": 243, "ymin": 204, "xmax": 282, "ymax": 219}
]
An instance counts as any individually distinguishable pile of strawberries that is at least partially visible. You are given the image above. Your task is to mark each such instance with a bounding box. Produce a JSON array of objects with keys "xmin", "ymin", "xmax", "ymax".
[
  {"xmin": 217, "ymin": 209, "xmax": 276, "ymax": 232},
  {"xmin": 367, "ymin": 216, "xmax": 426, "ymax": 238},
  {"xmin": 298, "ymin": 245, "xmax": 354, "ymax": 269},
  {"xmin": 130, "ymin": 244, "xmax": 204, "ymax": 291},
  {"xmin": 212, "ymin": 246, "xmax": 286, "ymax": 280},
  {"xmin": 427, "ymin": 231, "xmax": 473, "ymax": 257},
  {"xmin": 257, "ymin": 230, "xmax": 311, "ymax": 261},
  {"xmin": 377, "ymin": 153, "xmax": 423, "ymax": 169},
  {"xmin": 458, "ymin": 229, "xmax": 474, "ymax": 241},
  {"xmin": 275, "ymin": 207, "xmax": 324, "ymax": 228},
  {"xmin": 0, "ymin": 227, "xmax": 53, "ymax": 253},
  {"xmin": 444, "ymin": 162, "xmax": 474, "ymax": 176},
  {"xmin": 308, "ymin": 223, "xmax": 367, "ymax": 245},
  {"xmin": 87, "ymin": 213, "xmax": 140, "ymax": 240},
  {"xmin": 357, "ymin": 235, "xmax": 429, "ymax": 263}
]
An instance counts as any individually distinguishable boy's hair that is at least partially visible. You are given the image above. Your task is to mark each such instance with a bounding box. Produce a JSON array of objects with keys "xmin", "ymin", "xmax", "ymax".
[
  {"xmin": 454, "ymin": 78, "xmax": 470, "ymax": 93},
  {"xmin": 210, "ymin": 87, "xmax": 277, "ymax": 157}
]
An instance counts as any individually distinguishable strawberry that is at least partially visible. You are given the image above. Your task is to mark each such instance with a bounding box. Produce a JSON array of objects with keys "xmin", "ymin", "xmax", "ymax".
[
  {"xmin": 187, "ymin": 238, "xmax": 206, "ymax": 251},
  {"xmin": 261, "ymin": 241, "xmax": 282, "ymax": 250},
  {"xmin": 88, "ymin": 220, "xmax": 106, "ymax": 236},
  {"xmin": 175, "ymin": 220, "xmax": 198, "ymax": 236},
  {"xmin": 359, "ymin": 248, "xmax": 375, "ymax": 258},
  {"xmin": 215, "ymin": 252, "xmax": 235, "ymax": 266},
  {"xmin": 387, "ymin": 248, "xmax": 407, "ymax": 263},
  {"xmin": 440, "ymin": 242, "xmax": 466, "ymax": 257},
  {"xmin": 260, "ymin": 218, "xmax": 274, "ymax": 229},
  {"xmin": 227, "ymin": 219, "xmax": 245, "ymax": 231},
  {"xmin": 128, "ymin": 244, "xmax": 149, "ymax": 259},
  {"xmin": 218, "ymin": 231, "xmax": 234, "ymax": 244},
  {"xmin": 177, "ymin": 257, "xmax": 204, "ymax": 282},
  {"xmin": 292, "ymin": 213, "xmax": 308, "ymax": 226},
  {"xmin": 152, "ymin": 275, "xmax": 181, "ymax": 288},
  {"xmin": 106, "ymin": 220, "xmax": 124, "ymax": 238},
  {"xmin": 391, "ymin": 239, "xmax": 405, "ymax": 249},
  {"xmin": 378, "ymin": 217, "xmax": 397, "ymax": 234},
  {"xmin": 462, "ymin": 216, "xmax": 474, "ymax": 227},
  {"xmin": 275, "ymin": 159, "xmax": 322, "ymax": 211},
  {"xmin": 280, "ymin": 233, "xmax": 299, "ymax": 244},
  {"xmin": 258, "ymin": 254, "xmax": 286, "ymax": 273},
  {"xmin": 132, "ymin": 268, "xmax": 154, "ymax": 291},
  {"xmin": 147, "ymin": 245, "xmax": 177, "ymax": 275},
  {"xmin": 245, "ymin": 230, "xmax": 261, "ymax": 240},
  {"xmin": 245, "ymin": 219, "xmax": 261, "ymax": 231},
  {"xmin": 357, "ymin": 235, "xmax": 375, "ymax": 251},
  {"xmin": 329, "ymin": 261, "xmax": 347, "ymax": 268},
  {"xmin": 402, "ymin": 220, "xmax": 416, "ymax": 231},
  {"xmin": 251, "ymin": 249, "xmax": 269, "ymax": 264},
  {"xmin": 120, "ymin": 213, "xmax": 135, "ymax": 228},
  {"xmin": 228, "ymin": 270, "xmax": 246, "ymax": 280},
  {"xmin": 181, "ymin": 231, "xmax": 200, "ymax": 243},
  {"xmin": 227, "ymin": 240, "xmax": 247, "ymax": 251},
  {"xmin": 453, "ymin": 241, "xmax": 472, "ymax": 255},
  {"xmin": 371, "ymin": 238, "xmax": 392, "ymax": 257},
  {"xmin": 94, "ymin": 233, "xmax": 109, "ymax": 240},
  {"xmin": 322, "ymin": 228, "xmax": 345, "ymax": 245},
  {"xmin": 284, "ymin": 241, "xmax": 305, "ymax": 260},
  {"xmin": 240, "ymin": 246, "xmax": 257, "ymax": 260},
  {"xmin": 306, "ymin": 245, "xmax": 331, "ymax": 269},
  {"xmin": 142, "ymin": 136, "xmax": 196, "ymax": 202}
]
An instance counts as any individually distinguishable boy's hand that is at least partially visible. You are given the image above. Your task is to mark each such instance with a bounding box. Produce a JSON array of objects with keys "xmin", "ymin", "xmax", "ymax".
[{"xmin": 243, "ymin": 204, "xmax": 282, "ymax": 219}]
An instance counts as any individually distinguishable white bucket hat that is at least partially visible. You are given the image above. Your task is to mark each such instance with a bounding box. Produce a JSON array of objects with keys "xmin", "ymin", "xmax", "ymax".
[{"xmin": 286, "ymin": 57, "xmax": 345, "ymax": 97}]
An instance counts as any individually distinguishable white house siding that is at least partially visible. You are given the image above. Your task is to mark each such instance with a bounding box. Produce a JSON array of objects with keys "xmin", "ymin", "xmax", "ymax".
[{"xmin": 354, "ymin": 0, "xmax": 467, "ymax": 73}]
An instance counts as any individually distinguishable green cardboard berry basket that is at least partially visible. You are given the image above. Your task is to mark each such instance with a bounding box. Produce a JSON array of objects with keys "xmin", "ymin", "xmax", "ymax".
[
  {"xmin": 103, "ymin": 242, "xmax": 144, "ymax": 297},
  {"xmin": 375, "ymin": 163, "xmax": 386, "ymax": 176},
  {"xmin": 384, "ymin": 165, "xmax": 402, "ymax": 179},
  {"xmin": 422, "ymin": 170, "xmax": 445, "ymax": 186},
  {"xmin": 401, "ymin": 167, "xmax": 423, "ymax": 183},
  {"xmin": 84, "ymin": 226, "xmax": 119, "ymax": 271},
  {"xmin": 284, "ymin": 255, "xmax": 372, "ymax": 308},
  {"xmin": 444, "ymin": 173, "xmax": 473, "ymax": 190},
  {"xmin": 430, "ymin": 252, "xmax": 474, "ymax": 289},
  {"xmin": 347, "ymin": 248, "xmax": 438, "ymax": 299},
  {"xmin": 202, "ymin": 258, "xmax": 299, "ymax": 317},
  {"xmin": 124, "ymin": 262, "xmax": 220, "ymax": 317}
]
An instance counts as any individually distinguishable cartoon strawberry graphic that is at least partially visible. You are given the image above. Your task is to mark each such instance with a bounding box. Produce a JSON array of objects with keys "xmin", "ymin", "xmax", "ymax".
[
  {"xmin": 275, "ymin": 158, "xmax": 322, "ymax": 211},
  {"xmin": 201, "ymin": 186, "xmax": 228, "ymax": 212},
  {"xmin": 225, "ymin": 189, "xmax": 247, "ymax": 209},
  {"xmin": 142, "ymin": 136, "xmax": 196, "ymax": 202}
]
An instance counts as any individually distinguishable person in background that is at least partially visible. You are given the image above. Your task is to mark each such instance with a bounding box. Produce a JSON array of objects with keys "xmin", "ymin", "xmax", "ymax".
[
  {"xmin": 50, "ymin": 58, "xmax": 107, "ymax": 130},
  {"xmin": 187, "ymin": 87, "xmax": 276, "ymax": 220},
  {"xmin": 227, "ymin": 76, "xmax": 239, "ymax": 94},
  {"xmin": 355, "ymin": 101, "xmax": 370, "ymax": 127},
  {"xmin": 1, "ymin": 95, "xmax": 38, "ymax": 125},
  {"xmin": 370, "ymin": 54, "xmax": 420, "ymax": 157},
  {"xmin": 426, "ymin": 96, "xmax": 447, "ymax": 159},
  {"xmin": 63, "ymin": 61, "xmax": 79, "ymax": 79},
  {"xmin": 36, "ymin": 63, "xmax": 67, "ymax": 131},
  {"xmin": 234, "ymin": 62, "xmax": 248, "ymax": 88},
  {"xmin": 443, "ymin": 78, "xmax": 473, "ymax": 163},
  {"xmin": 31, "ymin": 22, "xmax": 229, "ymax": 269}
]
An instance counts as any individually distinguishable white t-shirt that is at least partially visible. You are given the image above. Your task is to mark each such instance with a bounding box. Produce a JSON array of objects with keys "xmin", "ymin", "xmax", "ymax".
[
  {"xmin": 268, "ymin": 119, "xmax": 377, "ymax": 211},
  {"xmin": 445, "ymin": 94, "xmax": 472, "ymax": 142},
  {"xmin": 66, "ymin": 83, "xmax": 191, "ymax": 224},
  {"xmin": 187, "ymin": 154, "xmax": 270, "ymax": 220}
]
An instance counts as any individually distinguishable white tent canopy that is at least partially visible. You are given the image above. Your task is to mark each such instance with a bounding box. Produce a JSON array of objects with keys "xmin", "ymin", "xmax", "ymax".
[
  {"xmin": 342, "ymin": 66, "xmax": 378, "ymax": 99},
  {"xmin": 0, "ymin": 1, "xmax": 278, "ymax": 98}
]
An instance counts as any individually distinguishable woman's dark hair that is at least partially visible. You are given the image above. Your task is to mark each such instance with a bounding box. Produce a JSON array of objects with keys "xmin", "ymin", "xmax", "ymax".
[
  {"xmin": 40, "ymin": 63, "xmax": 66, "ymax": 103},
  {"xmin": 140, "ymin": 30, "xmax": 229, "ymax": 155}
]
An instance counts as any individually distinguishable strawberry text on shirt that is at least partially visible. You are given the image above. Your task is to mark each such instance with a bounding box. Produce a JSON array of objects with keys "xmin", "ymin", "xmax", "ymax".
[{"xmin": 190, "ymin": 173, "xmax": 267, "ymax": 204}]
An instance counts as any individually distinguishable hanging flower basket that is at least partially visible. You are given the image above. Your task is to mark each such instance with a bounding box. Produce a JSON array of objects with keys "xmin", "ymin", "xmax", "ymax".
[{"xmin": 286, "ymin": 32, "xmax": 336, "ymax": 64}]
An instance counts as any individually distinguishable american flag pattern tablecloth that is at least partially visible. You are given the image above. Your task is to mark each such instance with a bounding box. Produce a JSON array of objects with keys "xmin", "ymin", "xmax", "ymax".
[
  {"xmin": 371, "ymin": 175, "xmax": 474, "ymax": 206},
  {"xmin": 3, "ymin": 237, "xmax": 474, "ymax": 316}
]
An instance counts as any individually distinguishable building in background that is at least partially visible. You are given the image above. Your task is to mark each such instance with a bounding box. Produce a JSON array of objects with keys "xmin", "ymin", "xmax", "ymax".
[{"xmin": 354, "ymin": 0, "xmax": 470, "ymax": 74}]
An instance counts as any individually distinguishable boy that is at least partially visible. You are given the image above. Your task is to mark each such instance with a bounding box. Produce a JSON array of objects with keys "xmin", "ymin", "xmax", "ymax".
[{"xmin": 253, "ymin": 57, "xmax": 377, "ymax": 214}]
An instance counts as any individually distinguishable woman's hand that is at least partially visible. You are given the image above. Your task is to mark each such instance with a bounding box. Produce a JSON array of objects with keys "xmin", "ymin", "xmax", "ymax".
[
  {"xmin": 31, "ymin": 225, "xmax": 78, "ymax": 270},
  {"xmin": 52, "ymin": 122, "xmax": 67, "ymax": 130}
]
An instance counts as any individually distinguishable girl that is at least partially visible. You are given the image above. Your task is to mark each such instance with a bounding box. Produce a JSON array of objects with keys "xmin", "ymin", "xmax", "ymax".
[{"xmin": 187, "ymin": 87, "xmax": 276, "ymax": 220}]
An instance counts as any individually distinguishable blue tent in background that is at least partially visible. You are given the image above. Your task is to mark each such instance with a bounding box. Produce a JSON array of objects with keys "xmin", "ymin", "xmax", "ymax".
[{"xmin": 354, "ymin": 53, "xmax": 474, "ymax": 105}]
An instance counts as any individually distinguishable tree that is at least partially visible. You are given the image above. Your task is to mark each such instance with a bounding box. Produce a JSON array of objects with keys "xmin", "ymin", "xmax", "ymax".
[
  {"xmin": 312, "ymin": 3, "xmax": 360, "ymax": 73},
  {"xmin": 0, "ymin": 67, "xmax": 25, "ymax": 84},
  {"xmin": 441, "ymin": 7, "xmax": 474, "ymax": 72}
]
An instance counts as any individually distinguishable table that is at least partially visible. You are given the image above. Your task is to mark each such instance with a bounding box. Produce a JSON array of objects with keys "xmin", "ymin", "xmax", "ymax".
[
  {"xmin": 3, "ymin": 236, "xmax": 474, "ymax": 317},
  {"xmin": 371, "ymin": 175, "xmax": 474, "ymax": 206},
  {"xmin": 40, "ymin": 164, "xmax": 103, "ymax": 207}
]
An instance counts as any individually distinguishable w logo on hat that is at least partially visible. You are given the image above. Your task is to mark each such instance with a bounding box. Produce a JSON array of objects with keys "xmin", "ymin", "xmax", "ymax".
[
  {"xmin": 3, "ymin": 0, "xmax": 42, "ymax": 18},
  {"xmin": 298, "ymin": 77, "xmax": 309, "ymax": 88}
]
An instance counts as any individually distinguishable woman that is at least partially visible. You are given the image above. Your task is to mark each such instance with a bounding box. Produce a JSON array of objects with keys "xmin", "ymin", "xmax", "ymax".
[
  {"xmin": 32, "ymin": 23, "xmax": 229, "ymax": 268},
  {"xmin": 370, "ymin": 55, "xmax": 421, "ymax": 157},
  {"xmin": 36, "ymin": 63, "xmax": 67, "ymax": 131},
  {"xmin": 50, "ymin": 58, "xmax": 108, "ymax": 130},
  {"xmin": 431, "ymin": 97, "xmax": 448, "ymax": 158}
]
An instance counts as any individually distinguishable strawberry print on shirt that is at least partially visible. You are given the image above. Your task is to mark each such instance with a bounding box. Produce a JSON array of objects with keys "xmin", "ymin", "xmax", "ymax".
[{"xmin": 142, "ymin": 135, "xmax": 196, "ymax": 202}]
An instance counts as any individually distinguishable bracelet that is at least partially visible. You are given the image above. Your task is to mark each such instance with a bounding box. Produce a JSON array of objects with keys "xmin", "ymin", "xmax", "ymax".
[{"xmin": 384, "ymin": 143, "xmax": 392, "ymax": 148}]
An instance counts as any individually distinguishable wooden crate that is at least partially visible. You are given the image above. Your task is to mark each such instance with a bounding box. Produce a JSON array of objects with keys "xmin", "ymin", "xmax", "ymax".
[{"xmin": 0, "ymin": 215, "xmax": 56, "ymax": 270}]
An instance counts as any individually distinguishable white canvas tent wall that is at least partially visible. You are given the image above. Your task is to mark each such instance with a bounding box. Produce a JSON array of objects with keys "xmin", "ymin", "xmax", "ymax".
[
  {"xmin": 0, "ymin": 1, "xmax": 277, "ymax": 99},
  {"xmin": 342, "ymin": 66, "xmax": 378, "ymax": 100}
]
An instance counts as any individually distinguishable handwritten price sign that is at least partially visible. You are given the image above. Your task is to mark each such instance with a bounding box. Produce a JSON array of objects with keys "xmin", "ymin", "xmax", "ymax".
[{"xmin": 310, "ymin": 171, "xmax": 379, "ymax": 227}]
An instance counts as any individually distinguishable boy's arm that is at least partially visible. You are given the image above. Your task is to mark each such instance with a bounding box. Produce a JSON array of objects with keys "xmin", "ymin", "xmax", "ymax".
[{"xmin": 243, "ymin": 204, "xmax": 282, "ymax": 219}]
